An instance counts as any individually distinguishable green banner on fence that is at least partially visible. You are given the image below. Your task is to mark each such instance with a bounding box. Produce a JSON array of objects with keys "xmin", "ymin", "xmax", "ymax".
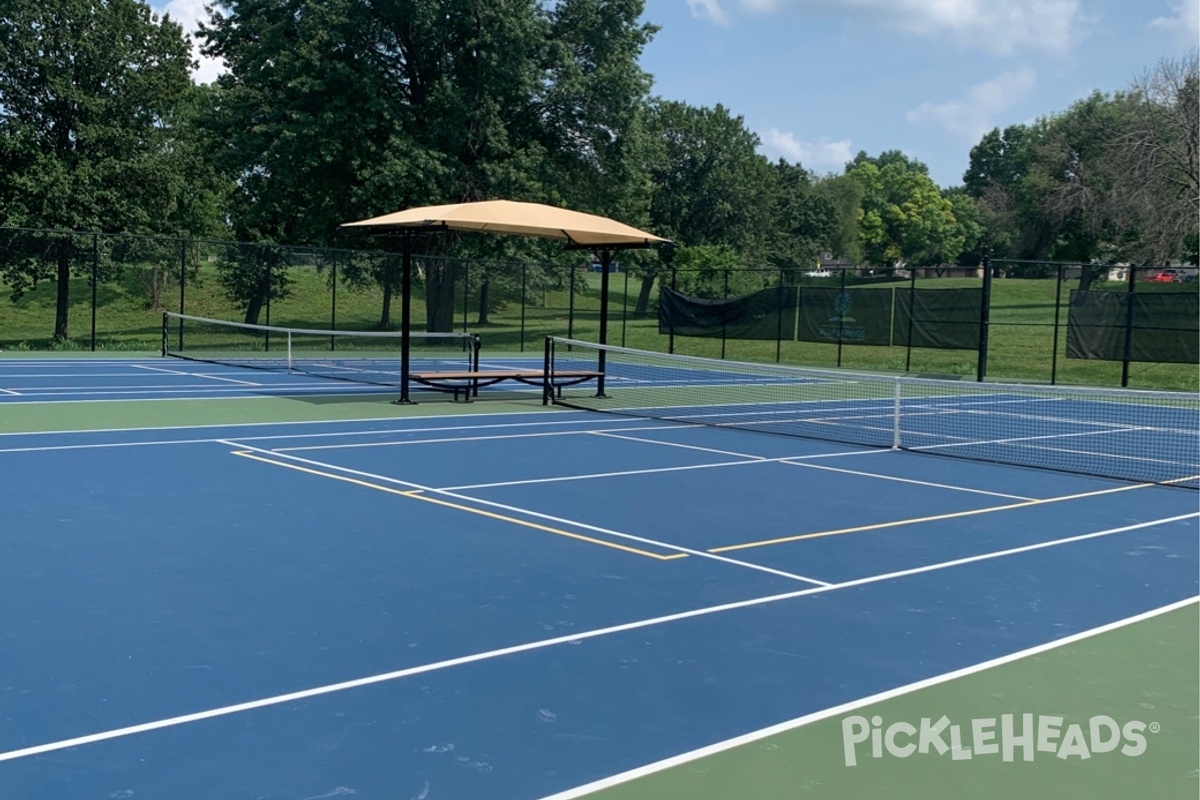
[
  {"xmin": 893, "ymin": 287, "xmax": 982, "ymax": 350},
  {"xmin": 796, "ymin": 287, "xmax": 893, "ymax": 345},
  {"xmin": 1066, "ymin": 291, "xmax": 1200, "ymax": 364},
  {"xmin": 658, "ymin": 286, "xmax": 797, "ymax": 341}
]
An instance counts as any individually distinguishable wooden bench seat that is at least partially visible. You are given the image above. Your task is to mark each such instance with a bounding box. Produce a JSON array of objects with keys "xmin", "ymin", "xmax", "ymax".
[{"xmin": 409, "ymin": 369, "xmax": 603, "ymax": 401}]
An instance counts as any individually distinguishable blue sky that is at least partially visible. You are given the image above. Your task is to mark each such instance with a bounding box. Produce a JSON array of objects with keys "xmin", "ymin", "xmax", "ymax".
[{"xmin": 161, "ymin": 0, "xmax": 1197, "ymax": 188}]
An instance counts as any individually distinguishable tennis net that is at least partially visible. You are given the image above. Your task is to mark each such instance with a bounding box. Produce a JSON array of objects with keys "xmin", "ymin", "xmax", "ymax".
[
  {"xmin": 545, "ymin": 337, "xmax": 1200, "ymax": 488},
  {"xmin": 163, "ymin": 312, "xmax": 479, "ymax": 387}
]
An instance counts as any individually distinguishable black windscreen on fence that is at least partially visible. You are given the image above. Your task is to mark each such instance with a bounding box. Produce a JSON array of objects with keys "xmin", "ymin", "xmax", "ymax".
[
  {"xmin": 795, "ymin": 287, "xmax": 894, "ymax": 345},
  {"xmin": 893, "ymin": 287, "xmax": 982, "ymax": 350},
  {"xmin": 658, "ymin": 285, "xmax": 797, "ymax": 340},
  {"xmin": 1067, "ymin": 290, "xmax": 1200, "ymax": 364}
]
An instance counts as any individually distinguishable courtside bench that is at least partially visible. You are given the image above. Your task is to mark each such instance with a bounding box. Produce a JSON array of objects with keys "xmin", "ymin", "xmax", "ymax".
[{"xmin": 409, "ymin": 369, "xmax": 603, "ymax": 402}]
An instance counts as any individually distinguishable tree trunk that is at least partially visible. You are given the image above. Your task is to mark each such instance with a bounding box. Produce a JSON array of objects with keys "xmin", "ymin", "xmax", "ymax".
[
  {"xmin": 53, "ymin": 243, "xmax": 70, "ymax": 342},
  {"xmin": 634, "ymin": 274, "xmax": 655, "ymax": 315},
  {"xmin": 1078, "ymin": 265, "xmax": 1104, "ymax": 291},
  {"xmin": 425, "ymin": 260, "xmax": 458, "ymax": 332},
  {"xmin": 477, "ymin": 276, "xmax": 490, "ymax": 325},
  {"xmin": 243, "ymin": 290, "xmax": 265, "ymax": 326},
  {"xmin": 379, "ymin": 283, "xmax": 393, "ymax": 329}
]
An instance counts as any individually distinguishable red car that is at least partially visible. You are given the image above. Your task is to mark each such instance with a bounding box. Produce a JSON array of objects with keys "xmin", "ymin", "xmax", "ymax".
[{"xmin": 1148, "ymin": 271, "xmax": 1178, "ymax": 282}]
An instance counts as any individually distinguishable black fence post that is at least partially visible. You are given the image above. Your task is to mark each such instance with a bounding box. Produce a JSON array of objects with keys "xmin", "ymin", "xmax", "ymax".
[
  {"xmin": 90, "ymin": 233, "xmax": 98, "ymax": 352},
  {"xmin": 976, "ymin": 254, "xmax": 993, "ymax": 382},
  {"xmin": 668, "ymin": 266, "xmax": 677, "ymax": 354},
  {"xmin": 520, "ymin": 262, "xmax": 527, "ymax": 352},
  {"xmin": 330, "ymin": 252, "xmax": 338, "ymax": 350},
  {"xmin": 775, "ymin": 269, "xmax": 785, "ymax": 363},
  {"xmin": 836, "ymin": 267, "xmax": 846, "ymax": 367},
  {"xmin": 621, "ymin": 266, "xmax": 629, "ymax": 348},
  {"xmin": 1121, "ymin": 264, "xmax": 1137, "ymax": 387},
  {"xmin": 178, "ymin": 238, "xmax": 186, "ymax": 351},
  {"xmin": 1050, "ymin": 262, "xmax": 1063, "ymax": 384},
  {"xmin": 721, "ymin": 267, "xmax": 729, "ymax": 359},
  {"xmin": 462, "ymin": 261, "xmax": 470, "ymax": 336},
  {"xmin": 264, "ymin": 247, "xmax": 272, "ymax": 352},
  {"xmin": 904, "ymin": 267, "xmax": 916, "ymax": 372},
  {"xmin": 567, "ymin": 264, "xmax": 575, "ymax": 342}
]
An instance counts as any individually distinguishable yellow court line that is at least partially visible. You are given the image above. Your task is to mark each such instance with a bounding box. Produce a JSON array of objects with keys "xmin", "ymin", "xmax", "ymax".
[
  {"xmin": 230, "ymin": 451, "xmax": 687, "ymax": 562},
  {"xmin": 709, "ymin": 480, "xmax": 1159, "ymax": 553}
]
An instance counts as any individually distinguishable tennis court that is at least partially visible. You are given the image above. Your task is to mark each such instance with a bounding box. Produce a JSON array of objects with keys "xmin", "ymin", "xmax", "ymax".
[{"xmin": 0, "ymin": 344, "xmax": 1197, "ymax": 800}]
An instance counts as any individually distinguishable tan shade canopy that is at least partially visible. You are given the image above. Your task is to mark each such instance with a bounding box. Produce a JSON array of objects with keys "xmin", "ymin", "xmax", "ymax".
[{"xmin": 341, "ymin": 199, "xmax": 670, "ymax": 249}]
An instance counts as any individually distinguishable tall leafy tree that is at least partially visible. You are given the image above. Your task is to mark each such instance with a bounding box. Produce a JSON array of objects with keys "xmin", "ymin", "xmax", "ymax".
[
  {"xmin": 847, "ymin": 151, "xmax": 963, "ymax": 266},
  {"xmin": 0, "ymin": 0, "xmax": 195, "ymax": 340}
]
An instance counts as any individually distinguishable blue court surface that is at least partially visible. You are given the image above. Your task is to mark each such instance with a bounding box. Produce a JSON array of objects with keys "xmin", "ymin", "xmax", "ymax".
[{"xmin": 0, "ymin": 357, "xmax": 1197, "ymax": 799}]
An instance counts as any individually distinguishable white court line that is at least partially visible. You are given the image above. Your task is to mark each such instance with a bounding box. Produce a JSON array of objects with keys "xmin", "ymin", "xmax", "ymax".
[
  {"xmin": 222, "ymin": 440, "xmax": 833, "ymax": 587},
  {"xmin": 0, "ymin": 386, "xmax": 393, "ymax": 404},
  {"xmin": 440, "ymin": 449, "xmax": 885, "ymax": 492},
  {"xmin": 0, "ymin": 512, "xmax": 1192, "ymax": 766},
  {"xmin": 271, "ymin": 424, "xmax": 685, "ymax": 453},
  {"xmin": 585, "ymin": 429, "xmax": 1035, "ymax": 500},
  {"xmin": 535, "ymin": 594, "xmax": 1200, "ymax": 800},
  {"xmin": 132, "ymin": 363, "xmax": 262, "ymax": 386},
  {"xmin": 0, "ymin": 417, "xmax": 653, "ymax": 453},
  {"xmin": 0, "ymin": 387, "xmax": 19, "ymax": 396}
]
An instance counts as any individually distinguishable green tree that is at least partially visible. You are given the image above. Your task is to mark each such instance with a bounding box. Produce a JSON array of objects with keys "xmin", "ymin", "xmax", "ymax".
[
  {"xmin": 847, "ymin": 151, "xmax": 963, "ymax": 266},
  {"xmin": 0, "ymin": 0, "xmax": 195, "ymax": 340}
]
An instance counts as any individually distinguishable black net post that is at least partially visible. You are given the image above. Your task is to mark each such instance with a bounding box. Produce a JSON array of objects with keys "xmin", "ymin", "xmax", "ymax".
[
  {"xmin": 395, "ymin": 231, "xmax": 416, "ymax": 404},
  {"xmin": 542, "ymin": 335, "xmax": 553, "ymax": 405},
  {"xmin": 594, "ymin": 248, "xmax": 613, "ymax": 398},
  {"xmin": 1050, "ymin": 262, "xmax": 1063, "ymax": 384},
  {"xmin": 161, "ymin": 311, "xmax": 168, "ymax": 356},
  {"xmin": 1121, "ymin": 264, "xmax": 1137, "ymax": 387},
  {"xmin": 90, "ymin": 233, "xmax": 98, "ymax": 352},
  {"xmin": 976, "ymin": 254, "xmax": 993, "ymax": 381}
]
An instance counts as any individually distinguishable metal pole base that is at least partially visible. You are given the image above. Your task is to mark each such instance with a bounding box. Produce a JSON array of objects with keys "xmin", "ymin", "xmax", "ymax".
[{"xmin": 392, "ymin": 398, "xmax": 418, "ymax": 406}]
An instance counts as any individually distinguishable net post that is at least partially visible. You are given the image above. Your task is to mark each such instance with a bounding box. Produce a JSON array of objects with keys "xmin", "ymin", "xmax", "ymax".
[
  {"xmin": 286, "ymin": 331, "xmax": 293, "ymax": 371},
  {"xmin": 161, "ymin": 311, "xmax": 168, "ymax": 356},
  {"xmin": 892, "ymin": 378, "xmax": 902, "ymax": 449},
  {"xmin": 836, "ymin": 267, "xmax": 846, "ymax": 367},
  {"xmin": 595, "ymin": 248, "xmax": 613, "ymax": 398},
  {"xmin": 472, "ymin": 334, "xmax": 482, "ymax": 398},
  {"xmin": 542, "ymin": 336, "xmax": 553, "ymax": 406},
  {"xmin": 976, "ymin": 253, "xmax": 992, "ymax": 381},
  {"xmin": 394, "ymin": 231, "xmax": 417, "ymax": 405}
]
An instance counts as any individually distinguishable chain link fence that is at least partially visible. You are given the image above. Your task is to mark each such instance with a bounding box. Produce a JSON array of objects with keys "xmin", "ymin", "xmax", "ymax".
[{"xmin": 1, "ymin": 228, "xmax": 1195, "ymax": 390}]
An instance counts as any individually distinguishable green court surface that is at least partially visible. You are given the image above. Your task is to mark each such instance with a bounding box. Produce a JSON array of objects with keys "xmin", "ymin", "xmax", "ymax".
[{"xmin": 564, "ymin": 602, "xmax": 1199, "ymax": 800}]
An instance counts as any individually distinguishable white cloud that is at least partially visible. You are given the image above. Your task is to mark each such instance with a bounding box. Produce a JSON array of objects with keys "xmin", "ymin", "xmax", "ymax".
[
  {"xmin": 735, "ymin": 0, "xmax": 1090, "ymax": 56},
  {"xmin": 155, "ymin": 0, "xmax": 225, "ymax": 84},
  {"xmin": 1149, "ymin": 0, "xmax": 1200, "ymax": 49},
  {"xmin": 905, "ymin": 67, "xmax": 1038, "ymax": 141},
  {"xmin": 762, "ymin": 128, "xmax": 854, "ymax": 171},
  {"xmin": 688, "ymin": 0, "xmax": 732, "ymax": 27}
]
